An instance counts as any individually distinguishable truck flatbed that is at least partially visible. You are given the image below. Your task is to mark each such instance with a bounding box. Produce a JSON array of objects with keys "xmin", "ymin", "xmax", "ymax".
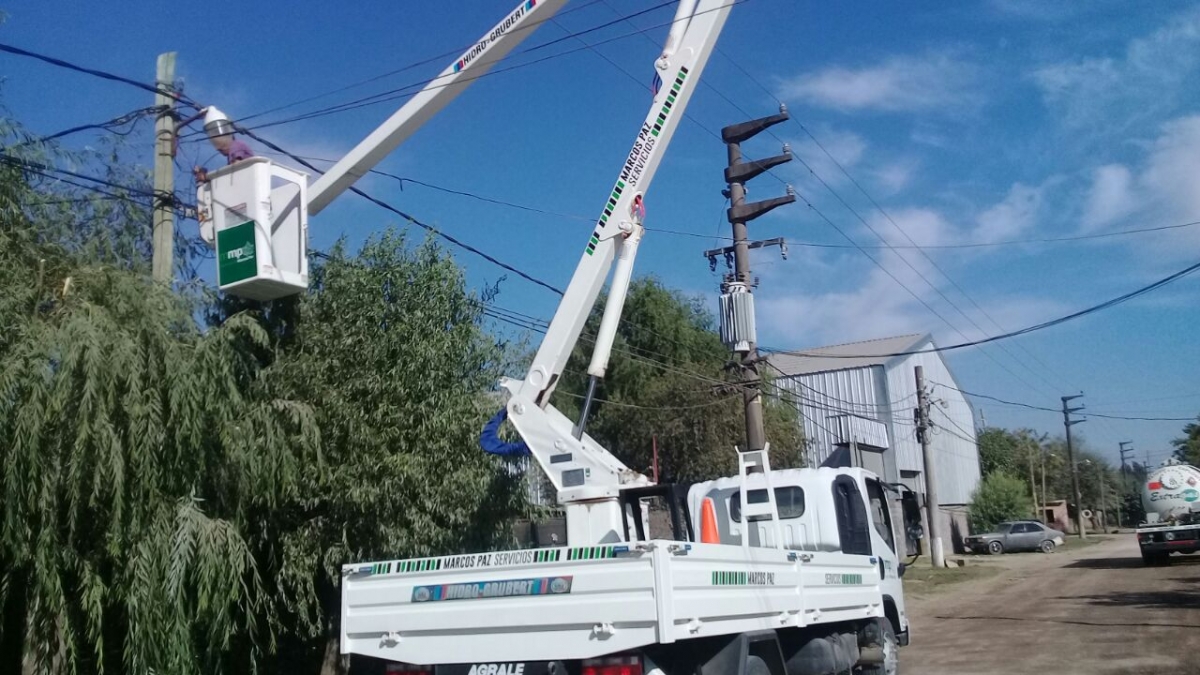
[{"xmin": 341, "ymin": 540, "xmax": 885, "ymax": 665}]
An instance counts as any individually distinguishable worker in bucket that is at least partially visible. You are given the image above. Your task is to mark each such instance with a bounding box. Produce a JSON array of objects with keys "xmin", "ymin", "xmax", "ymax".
[{"xmin": 191, "ymin": 106, "xmax": 253, "ymax": 183}]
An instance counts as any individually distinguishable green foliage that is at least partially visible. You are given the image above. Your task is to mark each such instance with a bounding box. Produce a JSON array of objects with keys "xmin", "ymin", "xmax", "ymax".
[
  {"xmin": 216, "ymin": 230, "xmax": 528, "ymax": 670},
  {"xmin": 0, "ymin": 208, "xmax": 318, "ymax": 671},
  {"xmin": 977, "ymin": 427, "xmax": 1022, "ymax": 477},
  {"xmin": 977, "ymin": 427, "xmax": 1042, "ymax": 478},
  {"xmin": 552, "ymin": 277, "xmax": 804, "ymax": 482},
  {"xmin": 2, "ymin": 110, "xmax": 525, "ymax": 672},
  {"xmin": 1173, "ymin": 415, "xmax": 1200, "ymax": 465},
  {"xmin": 969, "ymin": 471, "xmax": 1034, "ymax": 533}
]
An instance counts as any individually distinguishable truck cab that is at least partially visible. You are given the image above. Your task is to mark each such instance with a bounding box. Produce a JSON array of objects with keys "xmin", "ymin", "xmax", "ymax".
[{"xmin": 688, "ymin": 467, "xmax": 910, "ymax": 647}]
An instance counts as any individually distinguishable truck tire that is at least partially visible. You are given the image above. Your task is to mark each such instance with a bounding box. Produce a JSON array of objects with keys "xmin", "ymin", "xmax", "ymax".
[{"xmin": 856, "ymin": 618, "xmax": 899, "ymax": 675}]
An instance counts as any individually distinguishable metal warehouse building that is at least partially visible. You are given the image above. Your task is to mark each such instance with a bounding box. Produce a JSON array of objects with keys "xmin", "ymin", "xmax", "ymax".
[{"xmin": 767, "ymin": 333, "xmax": 982, "ymax": 553}]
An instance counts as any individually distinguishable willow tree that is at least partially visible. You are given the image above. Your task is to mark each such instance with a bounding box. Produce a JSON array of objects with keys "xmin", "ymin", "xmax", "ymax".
[{"xmin": 1, "ymin": 128, "xmax": 318, "ymax": 674}]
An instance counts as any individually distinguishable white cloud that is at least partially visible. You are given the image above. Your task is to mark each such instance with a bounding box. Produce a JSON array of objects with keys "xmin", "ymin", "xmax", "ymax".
[
  {"xmin": 788, "ymin": 127, "xmax": 868, "ymax": 190},
  {"xmin": 779, "ymin": 51, "xmax": 979, "ymax": 113},
  {"xmin": 1082, "ymin": 164, "xmax": 1136, "ymax": 231},
  {"xmin": 874, "ymin": 161, "xmax": 917, "ymax": 195},
  {"xmin": 1071, "ymin": 115, "xmax": 1200, "ymax": 261},
  {"xmin": 1032, "ymin": 7, "xmax": 1200, "ymax": 129},
  {"xmin": 973, "ymin": 183, "xmax": 1043, "ymax": 243},
  {"xmin": 757, "ymin": 251, "xmax": 1065, "ymax": 348},
  {"xmin": 873, "ymin": 208, "xmax": 956, "ymax": 248},
  {"xmin": 1141, "ymin": 116, "xmax": 1200, "ymax": 219}
]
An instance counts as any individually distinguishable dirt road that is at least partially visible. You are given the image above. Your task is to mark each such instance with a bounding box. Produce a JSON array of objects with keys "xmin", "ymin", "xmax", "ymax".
[{"xmin": 903, "ymin": 536, "xmax": 1200, "ymax": 675}]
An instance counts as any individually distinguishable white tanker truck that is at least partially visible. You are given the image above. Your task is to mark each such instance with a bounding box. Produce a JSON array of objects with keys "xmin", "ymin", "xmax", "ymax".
[{"xmin": 1136, "ymin": 458, "xmax": 1200, "ymax": 565}]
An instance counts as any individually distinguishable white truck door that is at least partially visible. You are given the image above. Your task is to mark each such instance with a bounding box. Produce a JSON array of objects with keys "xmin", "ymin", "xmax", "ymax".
[{"xmin": 865, "ymin": 477, "xmax": 907, "ymax": 634}]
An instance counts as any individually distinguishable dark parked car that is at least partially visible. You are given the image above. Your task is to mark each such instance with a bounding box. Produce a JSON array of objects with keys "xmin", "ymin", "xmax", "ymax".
[{"xmin": 964, "ymin": 520, "xmax": 1065, "ymax": 555}]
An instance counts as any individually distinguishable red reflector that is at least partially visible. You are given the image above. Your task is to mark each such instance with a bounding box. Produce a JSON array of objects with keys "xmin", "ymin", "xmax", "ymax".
[{"xmin": 582, "ymin": 655, "xmax": 643, "ymax": 675}]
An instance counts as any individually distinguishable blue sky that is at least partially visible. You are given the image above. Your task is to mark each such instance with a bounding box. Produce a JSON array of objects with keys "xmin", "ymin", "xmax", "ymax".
[{"xmin": 3, "ymin": 0, "xmax": 1198, "ymax": 466}]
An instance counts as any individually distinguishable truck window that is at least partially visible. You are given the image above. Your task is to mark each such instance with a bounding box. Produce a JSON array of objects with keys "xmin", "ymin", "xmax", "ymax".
[
  {"xmin": 729, "ymin": 486, "xmax": 805, "ymax": 522},
  {"xmin": 832, "ymin": 476, "xmax": 872, "ymax": 556},
  {"xmin": 866, "ymin": 479, "xmax": 896, "ymax": 553}
]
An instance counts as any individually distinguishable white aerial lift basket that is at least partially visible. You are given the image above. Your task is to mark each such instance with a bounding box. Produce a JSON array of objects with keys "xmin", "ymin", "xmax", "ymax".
[{"xmin": 198, "ymin": 157, "xmax": 310, "ymax": 301}]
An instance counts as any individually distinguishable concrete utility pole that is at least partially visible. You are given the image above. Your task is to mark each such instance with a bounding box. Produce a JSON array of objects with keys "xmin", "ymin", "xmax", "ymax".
[
  {"xmin": 1027, "ymin": 442, "xmax": 1038, "ymax": 518},
  {"xmin": 1119, "ymin": 441, "xmax": 1134, "ymax": 528},
  {"xmin": 1099, "ymin": 471, "xmax": 1108, "ymax": 533},
  {"xmin": 151, "ymin": 52, "xmax": 177, "ymax": 283},
  {"xmin": 1062, "ymin": 394, "xmax": 1087, "ymax": 539},
  {"xmin": 915, "ymin": 366, "xmax": 945, "ymax": 568},
  {"xmin": 708, "ymin": 106, "xmax": 795, "ymax": 454}
]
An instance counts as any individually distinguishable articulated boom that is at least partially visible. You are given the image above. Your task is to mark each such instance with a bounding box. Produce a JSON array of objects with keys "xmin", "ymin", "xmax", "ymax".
[{"xmin": 501, "ymin": 0, "xmax": 734, "ymax": 545}]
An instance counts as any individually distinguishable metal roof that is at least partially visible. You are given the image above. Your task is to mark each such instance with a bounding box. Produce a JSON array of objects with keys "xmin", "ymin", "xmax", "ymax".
[{"xmin": 766, "ymin": 333, "xmax": 931, "ymax": 376}]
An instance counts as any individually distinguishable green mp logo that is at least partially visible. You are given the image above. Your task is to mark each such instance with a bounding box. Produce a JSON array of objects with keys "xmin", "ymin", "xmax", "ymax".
[{"xmin": 217, "ymin": 221, "xmax": 258, "ymax": 285}]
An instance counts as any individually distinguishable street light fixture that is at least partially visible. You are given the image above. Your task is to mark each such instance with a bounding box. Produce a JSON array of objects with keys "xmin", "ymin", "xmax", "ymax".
[{"xmin": 203, "ymin": 106, "xmax": 235, "ymax": 154}]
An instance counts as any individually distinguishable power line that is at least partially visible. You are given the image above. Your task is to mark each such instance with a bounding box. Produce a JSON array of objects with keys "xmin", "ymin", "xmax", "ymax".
[
  {"xmin": 264, "ymin": 148, "xmax": 1200, "ymax": 252},
  {"xmin": 763, "ymin": 258, "xmax": 1200, "ymax": 360},
  {"xmin": 12, "ymin": 106, "xmax": 164, "ymax": 148},
  {"xmin": 233, "ymin": 0, "xmax": 610, "ymax": 125},
  {"xmin": 0, "ymin": 42, "xmax": 194, "ymax": 106},
  {"xmin": 193, "ymin": 0, "xmax": 746, "ymax": 138},
  {"xmin": 930, "ymin": 381, "xmax": 1196, "ymax": 422},
  {"xmin": 0, "ymin": 153, "xmax": 196, "ymax": 214},
  {"xmin": 556, "ymin": 389, "xmax": 737, "ymax": 411},
  {"xmin": 239, "ymin": 128, "xmax": 563, "ymax": 296}
]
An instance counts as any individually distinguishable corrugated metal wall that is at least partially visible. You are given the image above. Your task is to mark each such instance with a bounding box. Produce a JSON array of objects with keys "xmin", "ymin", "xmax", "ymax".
[
  {"xmin": 883, "ymin": 342, "xmax": 981, "ymax": 505},
  {"xmin": 776, "ymin": 366, "xmax": 897, "ymax": 481},
  {"xmin": 776, "ymin": 343, "xmax": 981, "ymax": 506}
]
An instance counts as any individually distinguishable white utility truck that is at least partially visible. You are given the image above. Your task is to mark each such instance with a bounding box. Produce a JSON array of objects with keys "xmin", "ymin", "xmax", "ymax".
[
  {"xmin": 197, "ymin": 1, "xmax": 914, "ymax": 674},
  {"xmin": 1136, "ymin": 459, "xmax": 1200, "ymax": 566}
]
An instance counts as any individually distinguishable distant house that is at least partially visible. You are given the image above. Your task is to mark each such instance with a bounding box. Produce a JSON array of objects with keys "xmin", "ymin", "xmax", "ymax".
[{"xmin": 767, "ymin": 333, "xmax": 982, "ymax": 553}]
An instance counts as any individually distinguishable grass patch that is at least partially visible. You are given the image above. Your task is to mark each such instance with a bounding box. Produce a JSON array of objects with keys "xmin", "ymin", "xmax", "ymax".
[{"xmin": 902, "ymin": 563, "xmax": 999, "ymax": 594}]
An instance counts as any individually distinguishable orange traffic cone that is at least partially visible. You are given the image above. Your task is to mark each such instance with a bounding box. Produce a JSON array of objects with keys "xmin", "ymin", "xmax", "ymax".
[{"xmin": 700, "ymin": 497, "xmax": 720, "ymax": 544}]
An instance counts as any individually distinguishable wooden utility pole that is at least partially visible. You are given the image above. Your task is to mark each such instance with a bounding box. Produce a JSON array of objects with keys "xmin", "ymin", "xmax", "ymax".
[
  {"xmin": 915, "ymin": 366, "xmax": 945, "ymax": 568},
  {"xmin": 151, "ymin": 52, "xmax": 177, "ymax": 283}
]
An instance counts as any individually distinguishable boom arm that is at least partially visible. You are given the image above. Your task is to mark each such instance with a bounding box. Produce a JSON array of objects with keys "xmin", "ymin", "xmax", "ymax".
[
  {"xmin": 307, "ymin": 0, "xmax": 570, "ymax": 215},
  {"xmin": 499, "ymin": 0, "xmax": 734, "ymax": 544}
]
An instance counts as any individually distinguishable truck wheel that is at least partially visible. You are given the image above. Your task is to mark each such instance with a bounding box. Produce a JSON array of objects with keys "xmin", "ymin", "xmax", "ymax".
[
  {"xmin": 745, "ymin": 655, "xmax": 771, "ymax": 675},
  {"xmin": 988, "ymin": 540, "xmax": 1004, "ymax": 555},
  {"xmin": 856, "ymin": 618, "xmax": 899, "ymax": 675},
  {"xmin": 1039, "ymin": 540, "xmax": 1056, "ymax": 554}
]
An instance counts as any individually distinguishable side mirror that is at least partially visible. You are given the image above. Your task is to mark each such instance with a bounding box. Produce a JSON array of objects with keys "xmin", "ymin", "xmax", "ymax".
[
  {"xmin": 901, "ymin": 490, "xmax": 924, "ymax": 554},
  {"xmin": 897, "ymin": 562, "xmax": 907, "ymax": 578}
]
